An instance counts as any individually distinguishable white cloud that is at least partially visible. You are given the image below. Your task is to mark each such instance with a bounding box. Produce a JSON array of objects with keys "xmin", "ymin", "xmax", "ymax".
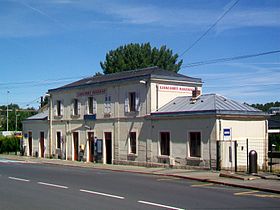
[{"xmin": 1, "ymin": 1, "xmax": 279, "ymax": 38}]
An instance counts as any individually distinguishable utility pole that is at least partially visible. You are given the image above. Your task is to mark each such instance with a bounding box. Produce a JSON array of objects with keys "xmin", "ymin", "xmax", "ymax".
[{"xmin": 6, "ymin": 90, "xmax": 9, "ymax": 131}]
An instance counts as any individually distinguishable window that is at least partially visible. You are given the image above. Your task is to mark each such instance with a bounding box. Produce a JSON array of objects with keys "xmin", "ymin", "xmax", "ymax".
[
  {"xmin": 56, "ymin": 132, "xmax": 61, "ymax": 149},
  {"xmin": 129, "ymin": 92, "xmax": 136, "ymax": 112},
  {"xmin": 189, "ymin": 132, "xmax": 201, "ymax": 157},
  {"xmin": 56, "ymin": 100, "xmax": 62, "ymax": 116},
  {"xmin": 160, "ymin": 132, "xmax": 170, "ymax": 156},
  {"xmin": 73, "ymin": 99, "xmax": 79, "ymax": 116},
  {"xmin": 129, "ymin": 132, "xmax": 137, "ymax": 154},
  {"xmin": 104, "ymin": 96, "xmax": 111, "ymax": 114},
  {"xmin": 88, "ymin": 97, "xmax": 97, "ymax": 114},
  {"xmin": 125, "ymin": 92, "xmax": 140, "ymax": 113}
]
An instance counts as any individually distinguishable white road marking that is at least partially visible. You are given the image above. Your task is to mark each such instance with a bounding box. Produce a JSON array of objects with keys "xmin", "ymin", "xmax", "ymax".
[
  {"xmin": 38, "ymin": 182, "xmax": 68, "ymax": 189},
  {"xmin": 80, "ymin": 189, "xmax": 125, "ymax": 200},
  {"xmin": 157, "ymin": 177, "xmax": 181, "ymax": 181},
  {"xmin": 234, "ymin": 190, "xmax": 259, "ymax": 195},
  {"xmin": 0, "ymin": 159, "xmax": 22, "ymax": 163},
  {"xmin": 8, "ymin": 176, "xmax": 30, "ymax": 182},
  {"xmin": 191, "ymin": 183, "xmax": 213, "ymax": 187},
  {"xmin": 138, "ymin": 200, "xmax": 185, "ymax": 210}
]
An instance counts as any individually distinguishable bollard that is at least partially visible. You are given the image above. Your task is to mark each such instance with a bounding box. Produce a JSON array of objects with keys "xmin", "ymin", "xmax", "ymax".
[{"xmin": 249, "ymin": 150, "xmax": 258, "ymax": 174}]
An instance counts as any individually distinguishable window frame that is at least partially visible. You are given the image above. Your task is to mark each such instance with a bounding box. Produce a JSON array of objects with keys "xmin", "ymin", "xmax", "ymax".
[
  {"xmin": 159, "ymin": 131, "xmax": 170, "ymax": 156},
  {"xmin": 129, "ymin": 92, "xmax": 136, "ymax": 112},
  {"xmin": 56, "ymin": 100, "xmax": 62, "ymax": 116},
  {"xmin": 189, "ymin": 131, "xmax": 201, "ymax": 158},
  {"xmin": 128, "ymin": 131, "xmax": 137, "ymax": 155},
  {"xmin": 88, "ymin": 97, "xmax": 94, "ymax": 114},
  {"xmin": 56, "ymin": 131, "xmax": 62, "ymax": 149},
  {"xmin": 104, "ymin": 95, "xmax": 111, "ymax": 114},
  {"xmin": 73, "ymin": 99, "xmax": 79, "ymax": 116}
]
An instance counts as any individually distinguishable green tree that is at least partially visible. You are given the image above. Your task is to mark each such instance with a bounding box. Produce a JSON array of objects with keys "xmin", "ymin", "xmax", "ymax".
[
  {"xmin": 0, "ymin": 104, "xmax": 37, "ymax": 131},
  {"xmin": 251, "ymin": 101, "xmax": 280, "ymax": 112},
  {"xmin": 100, "ymin": 43, "xmax": 183, "ymax": 74}
]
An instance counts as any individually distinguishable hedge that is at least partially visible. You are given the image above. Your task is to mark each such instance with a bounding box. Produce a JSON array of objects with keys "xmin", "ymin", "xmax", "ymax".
[{"xmin": 0, "ymin": 136, "xmax": 20, "ymax": 154}]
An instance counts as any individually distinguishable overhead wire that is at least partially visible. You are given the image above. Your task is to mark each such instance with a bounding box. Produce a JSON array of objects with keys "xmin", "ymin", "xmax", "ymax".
[
  {"xmin": 182, "ymin": 50, "xmax": 280, "ymax": 68},
  {"xmin": 179, "ymin": 0, "xmax": 240, "ymax": 58}
]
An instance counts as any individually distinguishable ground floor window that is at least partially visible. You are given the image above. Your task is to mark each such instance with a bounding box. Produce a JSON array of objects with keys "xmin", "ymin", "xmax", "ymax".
[
  {"xmin": 129, "ymin": 132, "xmax": 137, "ymax": 154},
  {"xmin": 56, "ymin": 132, "xmax": 61, "ymax": 149},
  {"xmin": 160, "ymin": 132, "xmax": 170, "ymax": 156},
  {"xmin": 189, "ymin": 132, "xmax": 201, "ymax": 157}
]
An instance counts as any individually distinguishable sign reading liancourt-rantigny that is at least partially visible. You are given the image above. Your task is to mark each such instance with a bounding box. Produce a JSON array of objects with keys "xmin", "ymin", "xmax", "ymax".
[
  {"xmin": 76, "ymin": 88, "xmax": 106, "ymax": 97},
  {"xmin": 158, "ymin": 85, "xmax": 195, "ymax": 93}
]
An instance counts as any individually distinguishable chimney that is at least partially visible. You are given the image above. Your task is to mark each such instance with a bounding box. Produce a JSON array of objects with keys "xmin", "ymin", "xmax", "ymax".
[{"xmin": 191, "ymin": 87, "xmax": 201, "ymax": 102}]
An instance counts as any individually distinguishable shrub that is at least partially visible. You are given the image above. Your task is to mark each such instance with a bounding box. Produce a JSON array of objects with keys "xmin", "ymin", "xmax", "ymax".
[{"xmin": 0, "ymin": 136, "xmax": 20, "ymax": 154}]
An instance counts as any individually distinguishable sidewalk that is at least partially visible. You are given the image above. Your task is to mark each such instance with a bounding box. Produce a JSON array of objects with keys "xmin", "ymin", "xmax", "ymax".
[{"xmin": 1, "ymin": 154, "xmax": 280, "ymax": 194}]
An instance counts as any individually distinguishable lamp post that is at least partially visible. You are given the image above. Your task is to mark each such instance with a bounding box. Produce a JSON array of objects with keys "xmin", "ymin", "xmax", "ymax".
[
  {"xmin": 15, "ymin": 114, "xmax": 20, "ymax": 131},
  {"xmin": 6, "ymin": 90, "xmax": 9, "ymax": 131}
]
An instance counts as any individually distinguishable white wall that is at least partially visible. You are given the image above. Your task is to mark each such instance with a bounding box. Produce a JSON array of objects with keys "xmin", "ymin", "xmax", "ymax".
[{"xmin": 217, "ymin": 119, "xmax": 267, "ymax": 169}]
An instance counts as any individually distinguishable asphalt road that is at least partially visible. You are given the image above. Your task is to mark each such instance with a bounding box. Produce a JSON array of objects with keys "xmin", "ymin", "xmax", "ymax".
[{"xmin": 0, "ymin": 159, "xmax": 280, "ymax": 210}]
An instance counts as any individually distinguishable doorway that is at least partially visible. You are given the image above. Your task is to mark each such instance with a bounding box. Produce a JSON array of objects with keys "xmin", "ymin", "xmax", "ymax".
[
  {"xmin": 40, "ymin": 132, "xmax": 44, "ymax": 158},
  {"xmin": 73, "ymin": 132, "xmax": 79, "ymax": 161},
  {"xmin": 28, "ymin": 131, "xmax": 32, "ymax": 156},
  {"xmin": 104, "ymin": 132, "xmax": 112, "ymax": 164},
  {"xmin": 220, "ymin": 140, "xmax": 236, "ymax": 170},
  {"xmin": 88, "ymin": 132, "xmax": 94, "ymax": 162}
]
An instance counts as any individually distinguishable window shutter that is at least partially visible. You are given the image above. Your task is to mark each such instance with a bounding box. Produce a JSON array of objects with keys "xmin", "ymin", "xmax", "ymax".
[
  {"xmin": 60, "ymin": 101, "xmax": 64, "ymax": 116},
  {"xmin": 54, "ymin": 103, "xmax": 57, "ymax": 116},
  {"xmin": 71, "ymin": 100, "xmax": 74, "ymax": 115},
  {"xmin": 85, "ymin": 99, "xmax": 89, "ymax": 114},
  {"xmin": 107, "ymin": 101, "xmax": 111, "ymax": 113},
  {"xmin": 78, "ymin": 101, "xmax": 81, "ymax": 115},
  {"xmin": 93, "ymin": 98, "xmax": 97, "ymax": 114},
  {"xmin": 124, "ymin": 93, "xmax": 129, "ymax": 113},
  {"xmin": 136, "ymin": 92, "xmax": 140, "ymax": 112},
  {"xmin": 104, "ymin": 96, "xmax": 107, "ymax": 114}
]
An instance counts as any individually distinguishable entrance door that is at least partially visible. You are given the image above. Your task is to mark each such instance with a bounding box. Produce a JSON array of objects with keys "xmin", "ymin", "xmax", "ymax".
[
  {"xmin": 28, "ymin": 132, "xmax": 32, "ymax": 156},
  {"xmin": 40, "ymin": 132, "xmax": 44, "ymax": 157},
  {"xmin": 104, "ymin": 132, "xmax": 112, "ymax": 164},
  {"xmin": 221, "ymin": 140, "xmax": 235, "ymax": 170},
  {"xmin": 88, "ymin": 132, "xmax": 94, "ymax": 162},
  {"xmin": 73, "ymin": 132, "xmax": 79, "ymax": 161}
]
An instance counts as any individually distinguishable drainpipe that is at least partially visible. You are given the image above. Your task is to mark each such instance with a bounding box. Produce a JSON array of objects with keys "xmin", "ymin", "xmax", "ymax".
[
  {"xmin": 48, "ymin": 93, "xmax": 53, "ymax": 158},
  {"xmin": 156, "ymin": 84, "xmax": 159, "ymax": 111}
]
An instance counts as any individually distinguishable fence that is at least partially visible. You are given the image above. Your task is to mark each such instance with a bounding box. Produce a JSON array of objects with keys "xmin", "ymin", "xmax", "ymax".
[{"xmin": 216, "ymin": 139, "xmax": 279, "ymax": 173}]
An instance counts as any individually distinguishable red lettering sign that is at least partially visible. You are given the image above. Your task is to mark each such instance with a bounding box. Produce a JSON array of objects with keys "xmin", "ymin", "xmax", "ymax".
[
  {"xmin": 159, "ymin": 85, "xmax": 195, "ymax": 93},
  {"xmin": 76, "ymin": 89, "xmax": 106, "ymax": 97}
]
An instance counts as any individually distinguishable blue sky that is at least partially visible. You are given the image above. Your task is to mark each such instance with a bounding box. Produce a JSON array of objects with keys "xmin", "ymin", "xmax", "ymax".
[{"xmin": 0, "ymin": 0, "xmax": 279, "ymax": 108}]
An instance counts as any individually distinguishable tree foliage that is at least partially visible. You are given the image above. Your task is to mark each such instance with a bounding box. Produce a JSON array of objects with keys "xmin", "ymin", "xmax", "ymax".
[
  {"xmin": 0, "ymin": 136, "xmax": 20, "ymax": 153},
  {"xmin": 100, "ymin": 43, "xmax": 183, "ymax": 74},
  {"xmin": 251, "ymin": 101, "xmax": 280, "ymax": 112},
  {"xmin": 0, "ymin": 104, "xmax": 37, "ymax": 131}
]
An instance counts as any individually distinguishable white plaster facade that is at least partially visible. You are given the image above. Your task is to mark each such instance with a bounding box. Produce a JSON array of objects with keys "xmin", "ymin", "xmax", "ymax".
[{"xmin": 22, "ymin": 67, "xmax": 268, "ymax": 170}]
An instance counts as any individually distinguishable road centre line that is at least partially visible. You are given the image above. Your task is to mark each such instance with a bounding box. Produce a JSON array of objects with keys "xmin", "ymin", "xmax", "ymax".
[
  {"xmin": 80, "ymin": 189, "xmax": 125, "ymax": 200},
  {"xmin": 8, "ymin": 176, "xmax": 30, "ymax": 182},
  {"xmin": 138, "ymin": 200, "xmax": 185, "ymax": 210},
  {"xmin": 157, "ymin": 177, "xmax": 181, "ymax": 181},
  {"xmin": 38, "ymin": 182, "xmax": 68, "ymax": 189},
  {"xmin": 191, "ymin": 183, "xmax": 213, "ymax": 187},
  {"xmin": 234, "ymin": 190, "xmax": 259, "ymax": 195},
  {"xmin": 254, "ymin": 194, "xmax": 280, "ymax": 199}
]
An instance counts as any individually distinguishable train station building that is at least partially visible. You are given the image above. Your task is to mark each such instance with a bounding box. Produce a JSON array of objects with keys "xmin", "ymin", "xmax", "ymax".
[{"xmin": 23, "ymin": 67, "xmax": 268, "ymax": 170}]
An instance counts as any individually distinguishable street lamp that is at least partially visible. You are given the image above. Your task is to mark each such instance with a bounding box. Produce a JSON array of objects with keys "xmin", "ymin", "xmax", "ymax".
[
  {"xmin": 15, "ymin": 114, "xmax": 20, "ymax": 131},
  {"xmin": 6, "ymin": 90, "xmax": 9, "ymax": 131}
]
